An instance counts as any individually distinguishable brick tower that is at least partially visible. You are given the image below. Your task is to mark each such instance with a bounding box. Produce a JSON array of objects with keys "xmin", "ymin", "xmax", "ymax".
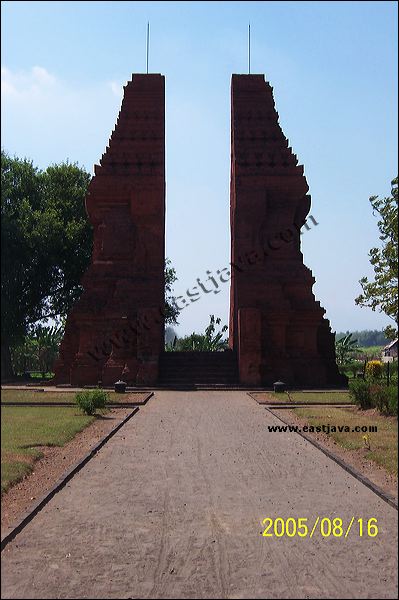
[
  {"xmin": 55, "ymin": 74, "xmax": 165, "ymax": 386},
  {"xmin": 229, "ymin": 74, "xmax": 345, "ymax": 387}
]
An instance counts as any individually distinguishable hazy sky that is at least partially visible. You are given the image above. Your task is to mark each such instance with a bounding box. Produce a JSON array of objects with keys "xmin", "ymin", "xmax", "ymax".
[{"xmin": 2, "ymin": 1, "xmax": 398, "ymax": 336}]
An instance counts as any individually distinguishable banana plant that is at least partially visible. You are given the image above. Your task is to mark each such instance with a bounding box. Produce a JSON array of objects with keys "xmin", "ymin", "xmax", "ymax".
[
  {"xmin": 335, "ymin": 333, "xmax": 359, "ymax": 366},
  {"xmin": 169, "ymin": 315, "xmax": 229, "ymax": 352},
  {"xmin": 33, "ymin": 324, "xmax": 64, "ymax": 377}
]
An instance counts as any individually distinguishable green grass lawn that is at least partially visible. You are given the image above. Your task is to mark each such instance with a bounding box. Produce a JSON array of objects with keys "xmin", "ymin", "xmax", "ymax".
[
  {"xmin": 288, "ymin": 391, "xmax": 351, "ymax": 403},
  {"xmin": 1, "ymin": 390, "xmax": 144, "ymax": 404},
  {"xmin": 1, "ymin": 390, "xmax": 81, "ymax": 403},
  {"xmin": 252, "ymin": 391, "xmax": 351, "ymax": 404},
  {"xmin": 357, "ymin": 346, "xmax": 384, "ymax": 359},
  {"xmin": 1, "ymin": 406, "xmax": 95, "ymax": 493},
  {"xmin": 293, "ymin": 406, "xmax": 398, "ymax": 475}
]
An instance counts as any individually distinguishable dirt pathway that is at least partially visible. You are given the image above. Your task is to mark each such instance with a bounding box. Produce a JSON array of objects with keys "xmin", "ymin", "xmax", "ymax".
[{"xmin": 1, "ymin": 391, "xmax": 397, "ymax": 599}]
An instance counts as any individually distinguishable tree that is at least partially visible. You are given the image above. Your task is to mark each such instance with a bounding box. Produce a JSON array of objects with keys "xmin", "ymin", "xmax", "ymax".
[
  {"xmin": 10, "ymin": 336, "xmax": 38, "ymax": 376},
  {"xmin": 40, "ymin": 162, "xmax": 92, "ymax": 318},
  {"xmin": 165, "ymin": 258, "xmax": 180, "ymax": 325},
  {"xmin": 1, "ymin": 152, "xmax": 91, "ymax": 378},
  {"xmin": 2, "ymin": 153, "xmax": 43, "ymax": 378},
  {"xmin": 355, "ymin": 177, "xmax": 398, "ymax": 339},
  {"xmin": 335, "ymin": 330, "xmax": 389, "ymax": 348},
  {"xmin": 1, "ymin": 153, "xmax": 41, "ymax": 377},
  {"xmin": 11, "ymin": 323, "xmax": 64, "ymax": 378}
]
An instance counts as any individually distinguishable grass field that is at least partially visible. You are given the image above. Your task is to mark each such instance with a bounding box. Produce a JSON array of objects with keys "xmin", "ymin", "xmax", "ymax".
[
  {"xmin": 356, "ymin": 346, "xmax": 384, "ymax": 359},
  {"xmin": 288, "ymin": 391, "xmax": 351, "ymax": 403},
  {"xmin": 1, "ymin": 390, "xmax": 82, "ymax": 403},
  {"xmin": 252, "ymin": 391, "xmax": 351, "ymax": 404},
  {"xmin": 1, "ymin": 390, "xmax": 146, "ymax": 404},
  {"xmin": 293, "ymin": 406, "xmax": 398, "ymax": 475},
  {"xmin": 1, "ymin": 406, "xmax": 94, "ymax": 493}
]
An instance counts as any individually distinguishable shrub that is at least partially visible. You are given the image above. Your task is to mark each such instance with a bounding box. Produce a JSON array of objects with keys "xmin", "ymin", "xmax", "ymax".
[
  {"xmin": 387, "ymin": 387, "xmax": 398, "ymax": 416},
  {"xmin": 75, "ymin": 389, "xmax": 109, "ymax": 415},
  {"xmin": 365, "ymin": 360, "xmax": 383, "ymax": 380},
  {"xmin": 338, "ymin": 361, "xmax": 360, "ymax": 379},
  {"xmin": 369, "ymin": 384, "xmax": 387, "ymax": 413},
  {"xmin": 382, "ymin": 360, "xmax": 398, "ymax": 384},
  {"xmin": 349, "ymin": 380, "xmax": 373, "ymax": 409},
  {"xmin": 378, "ymin": 385, "xmax": 398, "ymax": 416},
  {"xmin": 349, "ymin": 380, "xmax": 398, "ymax": 415}
]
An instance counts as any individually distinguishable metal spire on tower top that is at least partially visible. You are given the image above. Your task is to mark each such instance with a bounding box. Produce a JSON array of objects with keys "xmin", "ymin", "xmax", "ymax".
[
  {"xmin": 248, "ymin": 22, "xmax": 251, "ymax": 74},
  {"xmin": 146, "ymin": 21, "xmax": 150, "ymax": 73}
]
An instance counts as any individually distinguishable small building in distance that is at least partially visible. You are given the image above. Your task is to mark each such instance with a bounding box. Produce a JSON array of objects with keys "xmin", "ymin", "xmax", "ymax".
[{"xmin": 382, "ymin": 339, "xmax": 398, "ymax": 361}]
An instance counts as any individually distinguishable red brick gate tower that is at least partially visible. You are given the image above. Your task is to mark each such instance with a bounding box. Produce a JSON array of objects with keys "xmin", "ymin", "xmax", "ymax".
[
  {"xmin": 229, "ymin": 75, "xmax": 345, "ymax": 387},
  {"xmin": 55, "ymin": 74, "xmax": 165, "ymax": 386}
]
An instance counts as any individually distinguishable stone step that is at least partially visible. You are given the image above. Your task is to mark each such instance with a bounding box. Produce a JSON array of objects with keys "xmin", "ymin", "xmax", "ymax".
[
  {"xmin": 160, "ymin": 378, "xmax": 238, "ymax": 383},
  {"xmin": 159, "ymin": 377, "xmax": 239, "ymax": 383},
  {"xmin": 158, "ymin": 351, "xmax": 239, "ymax": 385},
  {"xmin": 159, "ymin": 356, "xmax": 237, "ymax": 362},
  {"xmin": 159, "ymin": 365, "xmax": 238, "ymax": 372}
]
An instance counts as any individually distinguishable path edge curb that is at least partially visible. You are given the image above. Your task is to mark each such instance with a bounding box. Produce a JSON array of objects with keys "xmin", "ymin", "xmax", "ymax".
[{"xmin": 1, "ymin": 401, "xmax": 147, "ymax": 551}]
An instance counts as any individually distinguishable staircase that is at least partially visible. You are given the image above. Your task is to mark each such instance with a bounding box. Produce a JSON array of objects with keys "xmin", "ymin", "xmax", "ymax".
[{"xmin": 158, "ymin": 351, "xmax": 239, "ymax": 389}]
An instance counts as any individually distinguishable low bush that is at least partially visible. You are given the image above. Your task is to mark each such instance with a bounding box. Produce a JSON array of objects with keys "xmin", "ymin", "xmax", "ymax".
[
  {"xmin": 388, "ymin": 390, "xmax": 398, "ymax": 415},
  {"xmin": 383, "ymin": 385, "xmax": 398, "ymax": 416},
  {"xmin": 349, "ymin": 380, "xmax": 372, "ymax": 409},
  {"xmin": 382, "ymin": 360, "xmax": 398, "ymax": 384},
  {"xmin": 339, "ymin": 361, "xmax": 363, "ymax": 380},
  {"xmin": 75, "ymin": 389, "xmax": 109, "ymax": 416},
  {"xmin": 369, "ymin": 384, "xmax": 388, "ymax": 413},
  {"xmin": 349, "ymin": 380, "xmax": 398, "ymax": 416}
]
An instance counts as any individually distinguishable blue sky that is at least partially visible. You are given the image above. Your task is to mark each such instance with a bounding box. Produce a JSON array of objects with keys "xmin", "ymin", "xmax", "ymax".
[{"xmin": 2, "ymin": 1, "xmax": 398, "ymax": 336}]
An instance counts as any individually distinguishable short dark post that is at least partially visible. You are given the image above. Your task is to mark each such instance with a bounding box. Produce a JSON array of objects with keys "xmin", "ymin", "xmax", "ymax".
[
  {"xmin": 273, "ymin": 381, "xmax": 286, "ymax": 393},
  {"xmin": 387, "ymin": 361, "xmax": 390, "ymax": 387},
  {"xmin": 114, "ymin": 380, "xmax": 127, "ymax": 393}
]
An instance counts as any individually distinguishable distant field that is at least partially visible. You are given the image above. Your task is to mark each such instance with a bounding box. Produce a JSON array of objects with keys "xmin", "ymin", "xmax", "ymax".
[
  {"xmin": 355, "ymin": 346, "xmax": 384, "ymax": 358},
  {"xmin": 1, "ymin": 406, "xmax": 94, "ymax": 493}
]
